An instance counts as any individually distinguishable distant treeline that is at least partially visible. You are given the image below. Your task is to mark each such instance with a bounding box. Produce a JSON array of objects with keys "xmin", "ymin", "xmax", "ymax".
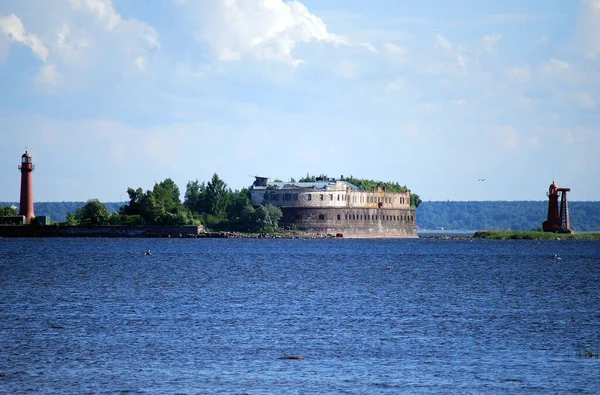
[
  {"xmin": 3, "ymin": 200, "xmax": 600, "ymax": 232},
  {"xmin": 0, "ymin": 202, "xmax": 124, "ymax": 223},
  {"xmin": 416, "ymin": 201, "xmax": 600, "ymax": 231}
]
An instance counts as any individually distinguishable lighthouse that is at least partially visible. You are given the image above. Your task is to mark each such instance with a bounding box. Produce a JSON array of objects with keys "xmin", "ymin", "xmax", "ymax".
[{"xmin": 18, "ymin": 150, "xmax": 35, "ymax": 223}]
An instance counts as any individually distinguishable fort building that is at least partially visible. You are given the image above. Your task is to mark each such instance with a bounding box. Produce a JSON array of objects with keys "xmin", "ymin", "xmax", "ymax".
[{"xmin": 250, "ymin": 177, "xmax": 417, "ymax": 238}]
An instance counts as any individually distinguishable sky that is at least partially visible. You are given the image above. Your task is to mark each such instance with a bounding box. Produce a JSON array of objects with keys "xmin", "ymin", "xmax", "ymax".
[{"xmin": 0, "ymin": 0, "xmax": 599, "ymax": 202}]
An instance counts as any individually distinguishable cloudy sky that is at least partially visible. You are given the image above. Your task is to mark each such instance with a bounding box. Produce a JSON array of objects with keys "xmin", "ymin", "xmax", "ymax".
[{"xmin": 0, "ymin": 0, "xmax": 598, "ymax": 202}]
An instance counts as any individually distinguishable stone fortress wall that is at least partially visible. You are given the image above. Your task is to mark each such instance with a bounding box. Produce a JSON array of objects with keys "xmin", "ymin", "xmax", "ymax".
[{"xmin": 250, "ymin": 177, "xmax": 417, "ymax": 238}]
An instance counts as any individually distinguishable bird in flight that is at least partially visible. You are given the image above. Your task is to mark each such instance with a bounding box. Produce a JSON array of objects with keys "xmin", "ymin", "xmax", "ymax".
[{"xmin": 477, "ymin": 179, "xmax": 486, "ymax": 182}]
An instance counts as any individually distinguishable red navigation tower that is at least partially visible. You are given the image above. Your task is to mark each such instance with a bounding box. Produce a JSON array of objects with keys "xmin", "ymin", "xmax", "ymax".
[
  {"xmin": 542, "ymin": 181, "xmax": 572, "ymax": 233},
  {"xmin": 18, "ymin": 150, "xmax": 35, "ymax": 223}
]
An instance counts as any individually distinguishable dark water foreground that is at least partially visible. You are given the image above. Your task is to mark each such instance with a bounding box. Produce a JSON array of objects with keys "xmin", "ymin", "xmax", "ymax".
[{"xmin": 1, "ymin": 238, "xmax": 599, "ymax": 394}]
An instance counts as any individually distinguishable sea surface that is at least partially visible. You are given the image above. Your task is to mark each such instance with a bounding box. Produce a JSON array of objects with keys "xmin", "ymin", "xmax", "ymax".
[{"xmin": 1, "ymin": 238, "xmax": 599, "ymax": 394}]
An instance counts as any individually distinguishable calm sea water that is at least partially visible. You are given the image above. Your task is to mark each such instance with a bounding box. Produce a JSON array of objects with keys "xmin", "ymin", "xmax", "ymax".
[{"xmin": 1, "ymin": 238, "xmax": 599, "ymax": 394}]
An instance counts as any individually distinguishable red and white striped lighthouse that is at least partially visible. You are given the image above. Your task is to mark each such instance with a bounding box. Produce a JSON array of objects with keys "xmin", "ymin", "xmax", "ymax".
[{"xmin": 18, "ymin": 150, "xmax": 35, "ymax": 223}]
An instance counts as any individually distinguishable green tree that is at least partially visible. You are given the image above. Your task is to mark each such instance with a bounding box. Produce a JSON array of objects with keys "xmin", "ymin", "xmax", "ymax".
[
  {"xmin": 184, "ymin": 180, "xmax": 210, "ymax": 214},
  {"xmin": 65, "ymin": 211, "xmax": 79, "ymax": 225},
  {"xmin": 206, "ymin": 173, "xmax": 230, "ymax": 216},
  {"xmin": 109, "ymin": 211, "xmax": 122, "ymax": 225},
  {"xmin": 0, "ymin": 205, "xmax": 18, "ymax": 216},
  {"xmin": 226, "ymin": 188, "xmax": 252, "ymax": 228},
  {"xmin": 410, "ymin": 193, "xmax": 422, "ymax": 208},
  {"xmin": 120, "ymin": 187, "xmax": 144, "ymax": 215},
  {"xmin": 131, "ymin": 178, "xmax": 198, "ymax": 225},
  {"xmin": 251, "ymin": 204, "xmax": 282, "ymax": 232},
  {"xmin": 76, "ymin": 199, "xmax": 111, "ymax": 225}
]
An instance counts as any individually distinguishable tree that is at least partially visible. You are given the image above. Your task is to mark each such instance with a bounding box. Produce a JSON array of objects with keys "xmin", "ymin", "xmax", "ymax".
[
  {"xmin": 410, "ymin": 193, "xmax": 422, "ymax": 209},
  {"xmin": 227, "ymin": 188, "xmax": 252, "ymax": 228},
  {"xmin": 127, "ymin": 178, "xmax": 199, "ymax": 226},
  {"xmin": 66, "ymin": 211, "xmax": 79, "ymax": 225},
  {"xmin": 76, "ymin": 199, "xmax": 111, "ymax": 225},
  {"xmin": 0, "ymin": 205, "xmax": 18, "ymax": 216},
  {"xmin": 251, "ymin": 204, "xmax": 282, "ymax": 232},
  {"xmin": 184, "ymin": 180, "xmax": 209, "ymax": 214},
  {"xmin": 120, "ymin": 187, "xmax": 144, "ymax": 215},
  {"xmin": 206, "ymin": 173, "xmax": 230, "ymax": 216}
]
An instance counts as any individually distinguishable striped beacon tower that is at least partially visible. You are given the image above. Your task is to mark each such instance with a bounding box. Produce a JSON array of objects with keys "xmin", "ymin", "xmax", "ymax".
[{"xmin": 18, "ymin": 150, "xmax": 35, "ymax": 223}]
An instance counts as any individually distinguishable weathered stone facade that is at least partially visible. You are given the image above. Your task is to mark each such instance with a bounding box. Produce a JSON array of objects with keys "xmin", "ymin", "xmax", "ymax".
[{"xmin": 250, "ymin": 177, "xmax": 417, "ymax": 238}]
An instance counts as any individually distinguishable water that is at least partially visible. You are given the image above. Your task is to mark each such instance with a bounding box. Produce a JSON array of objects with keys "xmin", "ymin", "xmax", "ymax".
[{"xmin": 1, "ymin": 238, "xmax": 599, "ymax": 394}]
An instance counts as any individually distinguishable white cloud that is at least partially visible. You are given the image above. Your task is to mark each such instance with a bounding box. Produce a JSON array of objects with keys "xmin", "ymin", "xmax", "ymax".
[
  {"xmin": 481, "ymin": 33, "xmax": 502, "ymax": 53},
  {"xmin": 385, "ymin": 77, "xmax": 404, "ymax": 91},
  {"xmin": 35, "ymin": 64, "xmax": 64, "ymax": 90},
  {"xmin": 490, "ymin": 125, "xmax": 519, "ymax": 149},
  {"xmin": 556, "ymin": 128, "xmax": 574, "ymax": 144},
  {"xmin": 572, "ymin": 91, "xmax": 596, "ymax": 108},
  {"xmin": 337, "ymin": 59, "xmax": 357, "ymax": 79},
  {"xmin": 540, "ymin": 58, "xmax": 571, "ymax": 75},
  {"xmin": 528, "ymin": 136, "xmax": 541, "ymax": 150},
  {"xmin": 68, "ymin": 0, "xmax": 121, "ymax": 31},
  {"xmin": 578, "ymin": 0, "xmax": 600, "ymax": 59},
  {"xmin": 435, "ymin": 34, "xmax": 453, "ymax": 53},
  {"xmin": 187, "ymin": 0, "xmax": 346, "ymax": 66},
  {"xmin": 504, "ymin": 66, "xmax": 531, "ymax": 82},
  {"xmin": 383, "ymin": 42, "xmax": 407, "ymax": 57},
  {"xmin": 0, "ymin": 14, "xmax": 49, "ymax": 61},
  {"xmin": 134, "ymin": 56, "xmax": 148, "ymax": 71},
  {"xmin": 582, "ymin": 0, "xmax": 600, "ymax": 10}
]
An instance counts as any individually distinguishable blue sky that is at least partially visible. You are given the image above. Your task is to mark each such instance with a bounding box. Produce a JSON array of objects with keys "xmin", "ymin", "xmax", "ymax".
[{"xmin": 0, "ymin": 0, "xmax": 598, "ymax": 202}]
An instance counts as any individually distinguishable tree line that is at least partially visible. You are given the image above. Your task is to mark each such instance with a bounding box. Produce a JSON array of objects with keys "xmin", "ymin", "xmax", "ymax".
[
  {"xmin": 61, "ymin": 174, "xmax": 282, "ymax": 233},
  {"xmin": 416, "ymin": 201, "xmax": 600, "ymax": 231}
]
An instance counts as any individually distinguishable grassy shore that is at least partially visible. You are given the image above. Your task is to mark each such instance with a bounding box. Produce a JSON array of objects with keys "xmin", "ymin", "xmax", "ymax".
[{"xmin": 473, "ymin": 230, "xmax": 600, "ymax": 240}]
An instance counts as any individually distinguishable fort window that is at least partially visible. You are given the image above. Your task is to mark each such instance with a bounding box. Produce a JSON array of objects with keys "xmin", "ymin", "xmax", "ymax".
[
  {"xmin": 345, "ymin": 214, "xmax": 348, "ymax": 220},
  {"xmin": 337, "ymin": 194, "xmax": 340, "ymax": 201},
  {"xmin": 293, "ymin": 194, "xmax": 298, "ymax": 201},
  {"xmin": 330, "ymin": 194, "xmax": 333, "ymax": 201},
  {"xmin": 320, "ymin": 194, "xmax": 324, "ymax": 201},
  {"xmin": 307, "ymin": 194, "xmax": 312, "ymax": 201},
  {"xmin": 337, "ymin": 214, "xmax": 341, "ymax": 220},
  {"xmin": 360, "ymin": 215, "xmax": 363, "ymax": 220},
  {"xmin": 318, "ymin": 214, "xmax": 325, "ymax": 220}
]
